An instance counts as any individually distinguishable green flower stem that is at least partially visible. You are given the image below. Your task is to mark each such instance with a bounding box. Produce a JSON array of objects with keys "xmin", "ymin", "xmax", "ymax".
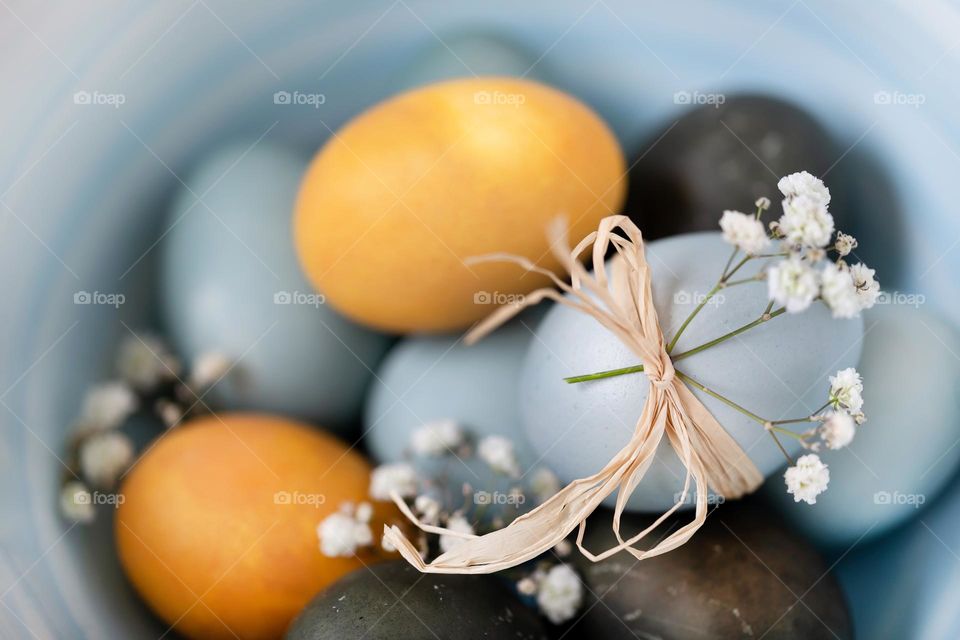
[
  {"xmin": 720, "ymin": 246, "xmax": 739, "ymax": 280},
  {"xmin": 677, "ymin": 370, "xmax": 795, "ymax": 465},
  {"xmin": 675, "ymin": 370, "xmax": 766, "ymax": 424},
  {"xmin": 563, "ymin": 307, "xmax": 788, "ymax": 384},
  {"xmin": 666, "ymin": 282, "xmax": 722, "ymax": 354},
  {"xmin": 769, "ymin": 425, "xmax": 807, "ymax": 438},
  {"xmin": 563, "ymin": 363, "xmax": 647, "ymax": 384},
  {"xmin": 769, "ymin": 418, "xmax": 815, "ymax": 427},
  {"xmin": 722, "ymin": 255, "xmax": 752, "ymax": 281},
  {"xmin": 767, "ymin": 431, "xmax": 795, "ymax": 466},
  {"xmin": 722, "ymin": 275, "xmax": 764, "ymax": 287},
  {"xmin": 666, "ymin": 246, "xmax": 739, "ymax": 355},
  {"xmin": 669, "ymin": 307, "xmax": 786, "ymax": 361}
]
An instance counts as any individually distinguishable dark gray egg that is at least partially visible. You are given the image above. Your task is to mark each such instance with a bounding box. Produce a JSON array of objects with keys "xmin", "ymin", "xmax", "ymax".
[
  {"xmin": 286, "ymin": 560, "xmax": 549, "ymax": 640},
  {"xmin": 626, "ymin": 95, "xmax": 846, "ymax": 239},
  {"xmin": 569, "ymin": 501, "xmax": 852, "ymax": 639}
]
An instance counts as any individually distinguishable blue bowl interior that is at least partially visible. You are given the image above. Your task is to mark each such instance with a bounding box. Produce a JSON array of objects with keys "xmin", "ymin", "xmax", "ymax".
[{"xmin": 2, "ymin": 1, "xmax": 959, "ymax": 636}]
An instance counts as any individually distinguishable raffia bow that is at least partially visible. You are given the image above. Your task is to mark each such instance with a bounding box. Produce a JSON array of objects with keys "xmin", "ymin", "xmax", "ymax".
[{"xmin": 382, "ymin": 215, "xmax": 763, "ymax": 573}]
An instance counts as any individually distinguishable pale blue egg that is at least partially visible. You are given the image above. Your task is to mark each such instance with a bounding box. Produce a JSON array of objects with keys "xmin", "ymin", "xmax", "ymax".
[
  {"xmin": 761, "ymin": 303, "xmax": 960, "ymax": 548},
  {"xmin": 521, "ymin": 232, "xmax": 864, "ymax": 512},
  {"xmin": 399, "ymin": 31, "xmax": 544, "ymax": 89},
  {"xmin": 836, "ymin": 475, "xmax": 960, "ymax": 639},
  {"xmin": 160, "ymin": 142, "xmax": 390, "ymax": 432},
  {"xmin": 365, "ymin": 313, "xmax": 549, "ymax": 517}
]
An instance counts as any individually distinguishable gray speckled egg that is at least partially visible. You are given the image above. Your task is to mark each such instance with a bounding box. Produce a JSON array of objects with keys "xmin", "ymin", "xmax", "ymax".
[
  {"xmin": 762, "ymin": 303, "xmax": 960, "ymax": 548},
  {"xmin": 160, "ymin": 142, "xmax": 390, "ymax": 432},
  {"xmin": 521, "ymin": 232, "xmax": 863, "ymax": 512},
  {"xmin": 365, "ymin": 314, "xmax": 548, "ymax": 515},
  {"xmin": 286, "ymin": 560, "xmax": 548, "ymax": 640},
  {"xmin": 571, "ymin": 502, "xmax": 852, "ymax": 639},
  {"xmin": 625, "ymin": 94, "xmax": 849, "ymax": 239}
]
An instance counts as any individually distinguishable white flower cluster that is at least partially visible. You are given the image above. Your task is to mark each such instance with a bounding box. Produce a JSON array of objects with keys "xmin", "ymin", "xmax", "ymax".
[
  {"xmin": 410, "ymin": 419, "xmax": 464, "ymax": 456},
  {"xmin": 79, "ymin": 382, "xmax": 137, "ymax": 432},
  {"xmin": 477, "ymin": 435, "xmax": 521, "ymax": 478},
  {"xmin": 720, "ymin": 210, "xmax": 769, "ymax": 255},
  {"xmin": 317, "ymin": 502, "xmax": 373, "ymax": 557},
  {"xmin": 517, "ymin": 563, "xmax": 584, "ymax": 624},
  {"xmin": 761, "ymin": 172, "xmax": 880, "ymax": 317},
  {"xmin": 79, "ymin": 431, "xmax": 135, "ymax": 489},
  {"xmin": 784, "ymin": 454, "xmax": 830, "ymax": 505},
  {"xmin": 318, "ymin": 421, "xmax": 562, "ymax": 566},
  {"xmin": 369, "ymin": 463, "xmax": 418, "ymax": 501},
  {"xmin": 783, "ymin": 367, "xmax": 866, "ymax": 504},
  {"xmin": 829, "ymin": 367, "xmax": 865, "ymax": 417},
  {"xmin": 116, "ymin": 333, "xmax": 181, "ymax": 391},
  {"xmin": 438, "ymin": 513, "xmax": 476, "ymax": 553}
]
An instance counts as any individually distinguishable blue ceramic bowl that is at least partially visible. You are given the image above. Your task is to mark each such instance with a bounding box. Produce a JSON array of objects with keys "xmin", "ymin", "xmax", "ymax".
[{"xmin": 1, "ymin": 1, "xmax": 958, "ymax": 637}]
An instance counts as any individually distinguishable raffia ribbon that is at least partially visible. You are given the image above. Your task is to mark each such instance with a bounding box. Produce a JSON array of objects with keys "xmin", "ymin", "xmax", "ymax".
[{"xmin": 382, "ymin": 215, "xmax": 763, "ymax": 574}]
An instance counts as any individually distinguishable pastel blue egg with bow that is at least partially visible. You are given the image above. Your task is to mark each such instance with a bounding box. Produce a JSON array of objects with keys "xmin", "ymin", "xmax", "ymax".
[
  {"xmin": 160, "ymin": 142, "xmax": 391, "ymax": 432},
  {"xmin": 520, "ymin": 232, "xmax": 864, "ymax": 512}
]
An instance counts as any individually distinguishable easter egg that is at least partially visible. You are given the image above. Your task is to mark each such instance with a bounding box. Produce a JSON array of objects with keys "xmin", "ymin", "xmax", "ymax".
[
  {"xmin": 836, "ymin": 476, "xmax": 960, "ymax": 639},
  {"xmin": 116, "ymin": 413, "xmax": 393, "ymax": 640},
  {"xmin": 521, "ymin": 232, "xmax": 864, "ymax": 512},
  {"xmin": 570, "ymin": 502, "xmax": 852, "ymax": 638},
  {"xmin": 365, "ymin": 313, "xmax": 548, "ymax": 517},
  {"xmin": 160, "ymin": 142, "xmax": 390, "ymax": 431},
  {"xmin": 625, "ymin": 95, "xmax": 846, "ymax": 239},
  {"xmin": 286, "ymin": 560, "xmax": 548, "ymax": 639},
  {"xmin": 400, "ymin": 31, "xmax": 543, "ymax": 89},
  {"xmin": 761, "ymin": 303, "xmax": 960, "ymax": 548},
  {"xmin": 294, "ymin": 77, "xmax": 627, "ymax": 333}
]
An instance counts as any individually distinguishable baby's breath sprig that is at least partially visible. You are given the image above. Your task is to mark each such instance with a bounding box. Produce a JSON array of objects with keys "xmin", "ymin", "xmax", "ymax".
[
  {"xmin": 562, "ymin": 172, "xmax": 878, "ymax": 505},
  {"xmin": 317, "ymin": 420, "xmax": 563, "ymax": 569},
  {"xmin": 59, "ymin": 333, "xmax": 233, "ymax": 523}
]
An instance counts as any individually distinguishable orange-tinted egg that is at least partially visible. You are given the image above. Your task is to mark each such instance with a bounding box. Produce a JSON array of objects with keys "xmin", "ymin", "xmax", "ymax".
[
  {"xmin": 115, "ymin": 413, "xmax": 392, "ymax": 639},
  {"xmin": 294, "ymin": 76, "xmax": 626, "ymax": 333}
]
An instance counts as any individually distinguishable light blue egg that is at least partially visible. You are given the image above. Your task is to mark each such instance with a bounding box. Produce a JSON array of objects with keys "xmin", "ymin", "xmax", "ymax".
[
  {"xmin": 836, "ymin": 474, "xmax": 960, "ymax": 639},
  {"xmin": 399, "ymin": 31, "xmax": 544, "ymax": 89},
  {"xmin": 521, "ymin": 232, "xmax": 864, "ymax": 512},
  {"xmin": 160, "ymin": 142, "xmax": 390, "ymax": 432},
  {"xmin": 365, "ymin": 313, "xmax": 549, "ymax": 517},
  {"xmin": 761, "ymin": 303, "xmax": 960, "ymax": 549}
]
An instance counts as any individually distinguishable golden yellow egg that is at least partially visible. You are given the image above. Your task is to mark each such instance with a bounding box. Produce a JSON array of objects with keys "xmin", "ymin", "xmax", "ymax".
[
  {"xmin": 294, "ymin": 77, "xmax": 626, "ymax": 333},
  {"xmin": 115, "ymin": 413, "xmax": 392, "ymax": 640}
]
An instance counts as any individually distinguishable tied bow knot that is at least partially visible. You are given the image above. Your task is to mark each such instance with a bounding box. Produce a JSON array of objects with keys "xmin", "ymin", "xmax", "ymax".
[{"xmin": 382, "ymin": 215, "xmax": 763, "ymax": 575}]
